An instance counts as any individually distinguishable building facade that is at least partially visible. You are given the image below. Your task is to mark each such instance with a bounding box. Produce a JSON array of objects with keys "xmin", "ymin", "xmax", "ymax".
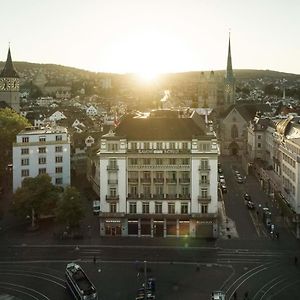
[
  {"xmin": 0, "ymin": 48, "xmax": 20, "ymax": 112},
  {"xmin": 96, "ymin": 110, "xmax": 219, "ymax": 238},
  {"xmin": 13, "ymin": 126, "xmax": 71, "ymax": 191}
]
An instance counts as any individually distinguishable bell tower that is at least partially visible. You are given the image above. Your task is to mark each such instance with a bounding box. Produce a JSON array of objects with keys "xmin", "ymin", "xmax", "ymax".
[
  {"xmin": 224, "ymin": 33, "xmax": 236, "ymax": 106},
  {"xmin": 0, "ymin": 47, "xmax": 20, "ymax": 112}
]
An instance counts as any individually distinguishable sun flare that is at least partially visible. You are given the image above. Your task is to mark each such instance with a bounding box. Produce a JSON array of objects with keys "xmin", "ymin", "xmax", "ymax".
[{"xmin": 137, "ymin": 70, "xmax": 158, "ymax": 82}]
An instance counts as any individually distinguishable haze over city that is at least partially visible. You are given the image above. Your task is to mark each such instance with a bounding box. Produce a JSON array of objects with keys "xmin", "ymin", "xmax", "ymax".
[{"xmin": 1, "ymin": 0, "xmax": 300, "ymax": 76}]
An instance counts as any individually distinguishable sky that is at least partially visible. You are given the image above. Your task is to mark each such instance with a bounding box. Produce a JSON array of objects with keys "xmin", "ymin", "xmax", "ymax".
[{"xmin": 1, "ymin": 0, "xmax": 300, "ymax": 76}]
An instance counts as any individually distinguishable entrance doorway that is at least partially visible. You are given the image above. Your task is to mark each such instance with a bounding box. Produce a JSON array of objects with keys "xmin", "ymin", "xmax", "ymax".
[
  {"xmin": 229, "ymin": 141, "xmax": 239, "ymax": 156},
  {"xmin": 153, "ymin": 222, "xmax": 164, "ymax": 237},
  {"xmin": 105, "ymin": 224, "xmax": 121, "ymax": 236}
]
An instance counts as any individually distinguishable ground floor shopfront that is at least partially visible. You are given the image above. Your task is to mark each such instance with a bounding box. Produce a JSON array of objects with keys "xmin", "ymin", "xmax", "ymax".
[{"xmin": 99, "ymin": 214, "xmax": 218, "ymax": 238}]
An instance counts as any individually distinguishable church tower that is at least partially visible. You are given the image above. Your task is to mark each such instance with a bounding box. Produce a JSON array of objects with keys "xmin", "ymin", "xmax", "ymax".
[
  {"xmin": 224, "ymin": 34, "xmax": 236, "ymax": 106},
  {"xmin": 0, "ymin": 47, "xmax": 20, "ymax": 112}
]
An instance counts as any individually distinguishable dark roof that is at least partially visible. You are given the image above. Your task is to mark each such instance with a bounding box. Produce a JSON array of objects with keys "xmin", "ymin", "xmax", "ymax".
[
  {"xmin": 0, "ymin": 48, "xmax": 19, "ymax": 78},
  {"xmin": 115, "ymin": 115, "xmax": 205, "ymax": 140},
  {"xmin": 221, "ymin": 103, "xmax": 272, "ymax": 121}
]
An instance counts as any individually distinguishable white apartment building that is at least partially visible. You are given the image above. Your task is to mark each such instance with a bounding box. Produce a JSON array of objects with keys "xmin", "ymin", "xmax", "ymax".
[
  {"xmin": 247, "ymin": 115, "xmax": 300, "ymax": 238},
  {"xmin": 13, "ymin": 126, "xmax": 71, "ymax": 192},
  {"xmin": 96, "ymin": 110, "xmax": 219, "ymax": 238}
]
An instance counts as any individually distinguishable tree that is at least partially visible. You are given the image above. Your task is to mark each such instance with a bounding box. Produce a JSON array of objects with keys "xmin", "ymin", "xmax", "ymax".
[
  {"xmin": 55, "ymin": 186, "xmax": 85, "ymax": 228},
  {"xmin": 12, "ymin": 174, "xmax": 59, "ymax": 228},
  {"xmin": 0, "ymin": 108, "xmax": 30, "ymax": 181}
]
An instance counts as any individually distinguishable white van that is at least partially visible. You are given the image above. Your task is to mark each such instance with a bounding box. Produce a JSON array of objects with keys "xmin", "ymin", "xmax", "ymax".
[{"xmin": 93, "ymin": 200, "xmax": 100, "ymax": 215}]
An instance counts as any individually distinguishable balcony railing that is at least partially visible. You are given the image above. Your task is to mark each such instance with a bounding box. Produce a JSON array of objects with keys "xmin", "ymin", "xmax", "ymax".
[
  {"xmin": 128, "ymin": 178, "xmax": 138, "ymax": 183},
  {"xmin": 198, "ymin": 196, "xmax": 211, "ymax": 202},
  {"xmin": 198, "ymin": 166, "xmax": 210, "ymax": 171},
  {"xmin": 179, "ymin": 178, "xmax": 190, "ymax": 184},
  {"xmin": 199, "ymin": 180, "xmax": 210, "ymax": 185},
  {"xmin": 178, "ymin": 194, "xmax": 191, "ymax": 200},
  {"xmin": 165, "ymin": 194, "xmax": 177, "ymax": 199},
  {"xmin": 141, "ymin": 178, "xmax": 151, "ymax": 183},
  {"xmin": 154, "ymin": 178, "xmax": 164, "ymax": 183},
  {"xmin": 105, "ymin": 195, "xmax": 119, "ymax": 201},
  {"xmin": 107, "ymin": 165, "xmax": 119, "ymax": 171},
  {"xmin": 166, "ymin": 178, "xmax": 177, "ymax": 184},
  {"xmin": 108, "ymin": 179, "xmax": 118, "ymax": 184}
]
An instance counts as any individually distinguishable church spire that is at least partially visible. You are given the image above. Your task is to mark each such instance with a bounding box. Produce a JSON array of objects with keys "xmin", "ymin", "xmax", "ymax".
[
  {"xmin": 226, "ymin": 33, "xmax": 234, "ymax": 81},
  {"xmin": 0, "ymin": 47, "xmax": 19, "ymax": 78}
]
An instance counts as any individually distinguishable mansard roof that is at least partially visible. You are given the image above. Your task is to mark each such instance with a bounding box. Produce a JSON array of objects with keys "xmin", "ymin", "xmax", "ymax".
[
  {"xmin": 114, "ymin": 112, "xmax": 206, "ymax": 141},
  {"xmin": 0, "ymin": 48, "xmax": 19, "ymax": 78}
]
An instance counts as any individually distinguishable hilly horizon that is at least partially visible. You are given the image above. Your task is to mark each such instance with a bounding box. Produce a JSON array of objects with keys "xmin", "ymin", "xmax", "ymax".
[{"xmin": 0, "ymin": 60, "xmax": 300, "ymax": 80}]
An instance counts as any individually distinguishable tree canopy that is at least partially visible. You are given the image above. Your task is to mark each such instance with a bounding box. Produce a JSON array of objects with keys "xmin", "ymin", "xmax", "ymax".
[
  {"xmin": 55, "ymin": 186, "xmax": 85, "ymax": 228},
  {"xmin": 0, "ymin": 108, "xmax": 30, "ymax": 180},
  {"xmin": 12, "ymin": 174, "xmax": 59, "ymax": 227}
]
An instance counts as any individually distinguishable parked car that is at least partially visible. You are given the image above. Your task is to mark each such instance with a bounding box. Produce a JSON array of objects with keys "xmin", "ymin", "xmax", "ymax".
[
  {"xmin": 236, "ymin": 176, "xmax": 244, "ymax": 183},
  {"xmin": 218, "ymin": 167, "xmax": 223, "ymax": 174},
  {"xmin": 244, "ymin": 193, "xmax": 251, "ymax": 201},
  {"xmin": 246, "ymin": 200, "xmax": 255, "ymax": 209},
  {"xmin": 219, "ymin": 175, "xmax": 225, "ymax": 180},
  {"xmin": 93, "ymin": 200, "xmax": 101, "ymax": 215},
  {"xmin": 221, "ymin": 184, "xmax": 227, "ymax": 193}
]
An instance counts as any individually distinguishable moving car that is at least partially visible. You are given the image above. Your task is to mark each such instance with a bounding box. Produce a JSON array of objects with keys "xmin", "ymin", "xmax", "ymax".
[
  {"xmin": 246, "ymin": 200, "xmax": 255, "ymax": 209},
  {"xmin": 236, "ymin": 176, "xmax": 244, "ymax": 183},
  {"xmin": 221, "ymin": 184, "xmax": 227, "ymax": 193},
  {"xmin": 93, "ymin": 200, "xmax": 100, "ymax": 215},
  {"xmin": 211, "ymin": 291, "xmax": 226, "ymax": 300},
  {"xmin": 244, "ymin": 193, "xmax": 251, "ymax": 201}
]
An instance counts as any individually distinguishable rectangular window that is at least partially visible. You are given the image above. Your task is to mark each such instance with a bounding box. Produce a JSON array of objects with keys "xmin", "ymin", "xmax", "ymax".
[
  {"xmin": 21, "ymin": 158, "xmax": 29, "ymax": 166},
  {"xmin": 108, "ymin": 143, "xmax": 118, "ymax": 151},
  {"xmin": 155, "ymin": 185, "xmax": 163, "ymax": 196},
  {"xmin": 168, "ymin": 202, "xmax": 175, "ymax": 214},
  {"xmin": 110, "ymin": 203, "xmax": 117, "ymax": 213},
  {"xmin": 55, "ymin": 167, "xmax": 63, "ymax": 173},
  {"xmin": 182, "ymin": 186, "xmax": 189, "ymax": 196},
  {"xmin": 21, "ymin": 169, "xmax": 29, "ymax": 177},
  {"xmin": 156, "ymin": 171, "xmax": 163, "ymax": 179},
  {"xmin": 144, "ymin": 142, "xmax": 150, "ymax": 150},
  {"xmin": 131, "ymin": 142, "xmax": 137, "ymax": 150},
  {"xmin": 181, "ymin": 203, "xmax": 188, "ymax": 214},
  {"xmin": 201, "ymin": 189, "xmax": 208, "ymax": 198},
  {"xmin": 144, "ymin": 185, "xmax": 151, "ymax": 196},
  {"xmin": 39, "ymin": 168, "xmax": 46, "ymax": 175},
  {"xmin": 169, "ymin": 142, "xmax": 176, "ymax": 150},
  {"xmin": 182, "ymin": 142, "xmax": 188, "ymax": 150},
  {"xmin": 110, "ymin": 188, "xmax": 117, "ymax": 197},
  {"xmin": 129, "ymin": 158, "xmax": 138, "ymax": 165},
  {"xmin": 55, "ymin": 177, "xmax": 63, "ymax": 184},
  {"xmin": 142, "ymin": 202, "xmax": 149, "ymax": 214},
  {"xmin": 143, "ymin": 171, "xmax": 151, "ymax": 179},
  {"xmin": 38, "ymin": 147, "xmax": 46, "ymax": 154},
  {"xmin": 156, "ymin": 158, "xmax": 163, "ymax": 165},
  {"xmin": 22, "ymin": 137, "xmax": 29, "ymax": 143},
  {"xmin": 55, "ymin": 156, "xmax": 63, "ymax": 163},
  {"xmin": 258, "ymin": 135, "xmax": 262, "ymax": 140},
  {"xmin": 130, "ymin": 185, "xmax": 137, "ymax": 196},
  {"xmin": 39, "ymin": 157, "xmax": 46, "ymax": 164},
  {"xmin": 201, "ymin": 204, "xmax": 208, "ymax": 214},
  {"xmin": 56, "ymin": 135, "xmax": 62, "ymax": 141},
  {"xmin": 129, "ymin": 202, "xmax": 137, "ymax": 214},
  {"xmin": 169, "ymin": 158, "xmax": 176, "ymax": 165},
  {"xmin": 144, "ymin": 158, "xmax": 151, "ymax": 165},
  {"xmin": 39, "ymin": 136, "xmax": 46, "ymax": 142},
  {"xmin": 157, "ymin": 142, "xmax": 163, "ymax": 150},
  {"xmin": 21, "ymin": 148, "xmax": 29, "ymax": 155},
  {"xmin": 257, "ymin": 143, "xmax": 261, "ymax": 148},
  {"xmin": 108, "ymin": 158, "xmax": 117, "ymax": 169},
  {"xmin": 55, "ymin": 146, "xmax": 63, "ymax": 152},
  {"xmin": 182, "ymin": 158, "xmax": 189, "ymax": 165},
  {"xmin": 200, "ymin": 159, "xmax": 209, "ymax": 170},
  {"xmin": 155, "ymin": 202, "xmax": 162, "ymax": 214}
]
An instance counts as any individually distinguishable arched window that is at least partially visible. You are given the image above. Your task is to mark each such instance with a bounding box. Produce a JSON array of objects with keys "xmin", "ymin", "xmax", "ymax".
[{"xmin": 231, "ymin": 124, "xmax": 238, "ymax": 138}]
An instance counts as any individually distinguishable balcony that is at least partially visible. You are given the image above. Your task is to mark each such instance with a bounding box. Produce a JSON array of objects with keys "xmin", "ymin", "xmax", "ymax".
[
  {"xmin": 154, "ymin": 178, "xmax": 164, "ymax": 183},
  {"xmin": 199, "ymin": 180, "xmax": 210, "ymax": 185},
  {"xmin": 152, "ymin": 194, "xmax": 164, "ymax": 199},
  {"xmin": 179, "ymin": 178, "xmax": 190, "ymax": 184},
  {"xmin": 198, "ymin": 166, "xmax": 210, "ymax": 171},
  {"xmin": 105, "ymin": 195, "xmax": 119, "ymax": 201},
  {"xmin": 127, "ymin": 194, "xmax": 139, "ymax": 199},
  {"xmin": 107, "ymin": 165, "xmax": 119, "ymax": 171},
  {"xmin": 108, "ymin": 179, "xmax": 118, "ymax": 184},
  {"xmin": 165, "ymin": 194, "xmax": 177, "ymax": 199},
  {"xmin": 178, "ymin": 194, "xmax": 191, "ymax": 200},
  {"xmin": 198, "ymin": 196, "xmax": 211, "ymax": 203},
  {"xmin": 141, "ymin": 178, "xmax": 151, "ymax": 183},
  {"xmin": 128, "ymin": 178, "xmax": 138, "ymax": 183},
  {"xmin": 166, "ymin": 178, "xmax": 177, "ymax": 184}
]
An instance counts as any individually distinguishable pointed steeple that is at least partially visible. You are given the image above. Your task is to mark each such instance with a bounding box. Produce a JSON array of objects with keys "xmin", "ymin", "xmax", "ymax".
[
  {"xmin": 225, "ymin": 33, "xmax": 234, "ymax": 81},
  {"xmin": 0, "ymin": 47, "xmax": 19, "ymax": 78}
]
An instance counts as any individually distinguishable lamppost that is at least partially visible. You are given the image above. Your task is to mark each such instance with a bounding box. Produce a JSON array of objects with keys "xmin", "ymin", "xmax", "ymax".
[{"xmin": 144, "ymin": 260, "xmax": 147, "ymax": 300}]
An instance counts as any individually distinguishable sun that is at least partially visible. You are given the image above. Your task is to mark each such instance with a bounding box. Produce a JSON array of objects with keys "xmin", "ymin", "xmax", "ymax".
[{"xmin": 137, "ymin": 70, "xmax": 158, "ymax": 82}]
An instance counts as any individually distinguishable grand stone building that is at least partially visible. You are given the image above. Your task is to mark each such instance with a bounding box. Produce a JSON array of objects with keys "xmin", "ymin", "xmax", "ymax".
[
  {"xmin": 90, "ymin": 110, "xmax": 220, "ymax": 238},
  {"xmin": 0, "ymin": 48, "xmax": 20, "ymax": 112}
]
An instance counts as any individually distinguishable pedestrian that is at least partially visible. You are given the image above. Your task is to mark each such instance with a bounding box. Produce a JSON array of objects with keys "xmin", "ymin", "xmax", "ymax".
[
  {"xmin": 244, "ymin": 291, "xmax": 248, "ymax": 300},
  {"xmin": 276, "ymin": 232, "xmax": 279, "ymax": 239},
  {"xmin": 295, "ymin": 256, "xmax": 298, "ymax": 265},
  {"xmin": 93, "ymin": 256, "xmax": 96, "ymax": 264}
]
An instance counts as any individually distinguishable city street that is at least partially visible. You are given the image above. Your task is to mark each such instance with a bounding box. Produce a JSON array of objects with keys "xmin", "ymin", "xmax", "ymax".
[{"xmin": 1, "ymin": 157, "xmax": 300, "ymax": 299}]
